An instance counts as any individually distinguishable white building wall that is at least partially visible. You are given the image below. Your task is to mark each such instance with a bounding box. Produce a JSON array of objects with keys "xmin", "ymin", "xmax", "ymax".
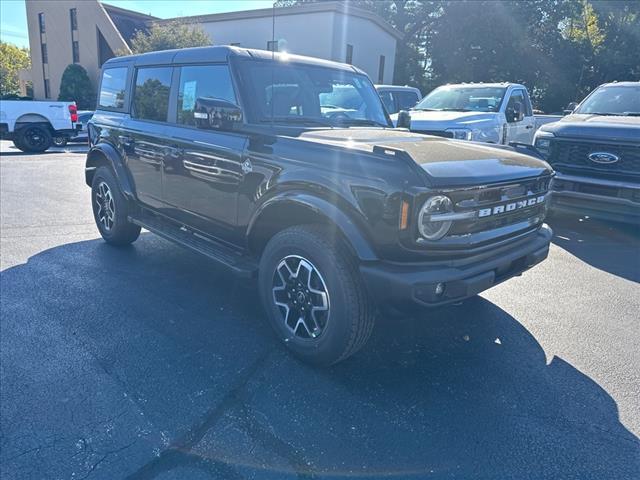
[
  {"xmin": 199, "ymin": 12, "xmax": 335, "ymax": 61},
  {"xmin": 332, "ymin": 13, "xmax": 396, "ymax": 84},
  {"xmin": 198, "ymin": 10, "xmax": 397, "ymax": 84}
]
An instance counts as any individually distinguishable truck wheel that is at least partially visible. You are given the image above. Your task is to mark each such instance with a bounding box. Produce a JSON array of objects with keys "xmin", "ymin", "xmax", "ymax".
[
  {"xmin": 91, "ymin": 166, "xmax": 141, "ymax": 246},
  {"xmin": 15, "ymin": 124, "xmax": 52, "ymax": 153},
  {"xmin": 259, "ymin": 225, "xmax": 375, "ymax": 366}
]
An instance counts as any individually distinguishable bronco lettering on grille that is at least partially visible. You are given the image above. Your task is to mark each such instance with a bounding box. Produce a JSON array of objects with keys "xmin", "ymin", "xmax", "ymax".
[{"xmin": 478, "ymin": 195, "xmax": 546, "ymax": 218}]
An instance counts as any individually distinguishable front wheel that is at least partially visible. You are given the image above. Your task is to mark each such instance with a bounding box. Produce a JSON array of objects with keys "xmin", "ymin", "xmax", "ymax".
[
  {"xmin": 91, "ymin": 166, "xmax": 141, "ymax": 246},
  {"xmin": 259, "ymin": 225, "xmax": 375, "ymax": 366}
]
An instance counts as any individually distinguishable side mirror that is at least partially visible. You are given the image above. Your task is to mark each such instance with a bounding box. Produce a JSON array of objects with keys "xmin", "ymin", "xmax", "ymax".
[
  {"xmin": 506, "ymin": 102, "xmax": 524, "ymax": 123},
  {"xmin": 194, "ymin": 97, "xmax": 243, "ymax": 131},
  {"xmin": 564, "ymin": 102, "xmax": 579, "ymax": 115},
  {"xmin": 396, "ymin": 110, "xmax": 411, "ymax": 129}
]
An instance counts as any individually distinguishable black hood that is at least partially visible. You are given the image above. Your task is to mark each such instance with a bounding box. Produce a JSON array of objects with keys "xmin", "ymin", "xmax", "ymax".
[
  {"xmin": 540, "ymin": 114, "xmax": 640, "ymax": 143},
  {"xmin": 297, "ymin": 128, "xmax": 552, "ymax": 187}
]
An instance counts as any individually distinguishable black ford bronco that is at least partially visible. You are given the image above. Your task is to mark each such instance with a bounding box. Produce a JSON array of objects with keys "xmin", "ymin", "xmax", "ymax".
[
  {"xmin": 86, "ymin": 46, "xmax": 553, "ymax": 365},
  {"xmin": 534, "ymin": 81, "xmax": 640, "ymax": 224}
]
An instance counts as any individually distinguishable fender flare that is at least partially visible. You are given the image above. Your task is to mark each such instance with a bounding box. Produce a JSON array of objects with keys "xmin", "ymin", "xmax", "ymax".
[
  {"xmin": 247, "ymin": 192, "xmax": 379, "ymax": 262},
  {"xmin": 85, "ymin": 142, "xmax": 135, "ymax": 199}
]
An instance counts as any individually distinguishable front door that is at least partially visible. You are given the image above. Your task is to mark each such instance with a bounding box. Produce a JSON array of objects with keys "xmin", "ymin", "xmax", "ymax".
[
  {"xmin": 162, "ymin": 64, "xmax": 247, "ymax": 243},
  {"xmin": 504, "ymin": 89, "xmax": 535, "ymax": 144},
  {"xmin": 122, "ymin": 66, "xmax": 174, "ymax": 209}
]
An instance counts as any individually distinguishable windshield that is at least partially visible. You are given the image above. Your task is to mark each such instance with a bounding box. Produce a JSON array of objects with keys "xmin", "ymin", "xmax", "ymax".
[
  {"xmin": 414, "ymin": 86, "xmax": 507, "ymax": 112},
  {"xmin": 575, "ymin": 85, "xmax": 640, "ymax": 115},
  {"xmin": 235, "ymin": 59, "xmax": 390, "ymax": 127}
]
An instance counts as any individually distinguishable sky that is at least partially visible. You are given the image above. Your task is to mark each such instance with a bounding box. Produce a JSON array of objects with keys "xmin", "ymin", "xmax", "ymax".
[{"xmin": 0, "ymin": 0, "xmax": 275, "ymax": 48}]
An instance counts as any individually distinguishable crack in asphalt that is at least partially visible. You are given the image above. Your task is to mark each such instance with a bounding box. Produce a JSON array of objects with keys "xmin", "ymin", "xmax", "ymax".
[{"xmin": 125, "ymin": 348, "xmax": 316, "ymax": 480}]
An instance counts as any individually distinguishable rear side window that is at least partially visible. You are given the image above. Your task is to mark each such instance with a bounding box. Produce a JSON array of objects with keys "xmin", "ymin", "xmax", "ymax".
[
  {"xmin": 133, "ymin": 67, "xmax": 172, "ymax": 122},
  {"xmin": 98, "ymin": 67, "xmax": 128, "ymax": 110},
  {"xmin": 177, "ymin": 64, "xmax": 236, "ymax": 126}
]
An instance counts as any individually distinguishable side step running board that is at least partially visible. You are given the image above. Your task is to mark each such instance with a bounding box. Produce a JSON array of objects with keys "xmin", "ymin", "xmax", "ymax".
[{"xmin": 129, "ymin": 213, "xmax": 258, "ymax": 278}]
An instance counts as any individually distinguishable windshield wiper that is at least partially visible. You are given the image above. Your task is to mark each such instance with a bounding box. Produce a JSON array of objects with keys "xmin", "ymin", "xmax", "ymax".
[
  {"xmin": 439, "ymin": 108, "xmax": 474, "ymax": 112},
  {"xmin": 332, "ymin": 118, "xmax": 387, "ymax": 127},
  {"xmin": 411, "ymin": 108, "xmax": 438, "ymax": 111},
  {"xmin": 624, "ymin": 112, "xmax": 640, "ymax": 116},
  {"xmin": 259, "ymin": 116, "xmax": 333, "ymax": 127}
]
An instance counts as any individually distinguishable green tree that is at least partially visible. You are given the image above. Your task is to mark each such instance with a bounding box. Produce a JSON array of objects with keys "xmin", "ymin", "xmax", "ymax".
[
  {"xmin": 0, "ymin": 42, "xmax": 30, "ymax": 97},
  {"xmin": 58, "ymin": 64, "xmax": 95, "ymax": 109},
  {"xmin": 128, "ymin": 21, "xmax": 212, "ymax": 54}
]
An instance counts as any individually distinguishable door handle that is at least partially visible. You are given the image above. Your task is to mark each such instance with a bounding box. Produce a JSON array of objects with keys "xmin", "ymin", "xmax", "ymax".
[{"xmin": 525, "ymin": 125, "xmax": 534, "ymax": 129}]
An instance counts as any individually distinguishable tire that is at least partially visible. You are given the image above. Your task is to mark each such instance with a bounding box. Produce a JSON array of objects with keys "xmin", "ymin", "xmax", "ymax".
[
  {"xmin": 91, "ymin": 166, "xmax": 141, "ymax": 246},
  {"xmin": 15, "ymin": 124, "xmax": 52, "ymax": 153},
  {"xmin": 52, "ymin": 136, "xmax": 68, "ymax": 147},
  {"xmin": 259, "ymin": 225, "xmax": 375, "ymax": 366}
]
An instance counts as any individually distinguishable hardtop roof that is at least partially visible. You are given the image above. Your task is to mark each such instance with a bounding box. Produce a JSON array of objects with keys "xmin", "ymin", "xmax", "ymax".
[{"xmin": 102, "ymin": 45, "xmax": 365, "ymax": 75}]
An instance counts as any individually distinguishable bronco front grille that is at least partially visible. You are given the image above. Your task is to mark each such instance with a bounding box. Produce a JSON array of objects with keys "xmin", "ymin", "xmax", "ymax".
[
  {"xmin": 446, "ymin": 176, "xmax": 551, "ymax": 237},
  {"xmin": 549, "ymin": 140, "xmax": 640, "ymax": 178}
]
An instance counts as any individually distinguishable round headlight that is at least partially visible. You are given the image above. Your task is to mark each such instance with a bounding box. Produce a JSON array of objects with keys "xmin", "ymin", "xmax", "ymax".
[{"xmin": 418, "ymin": 195, "xmax": 453, "ymax": 240}]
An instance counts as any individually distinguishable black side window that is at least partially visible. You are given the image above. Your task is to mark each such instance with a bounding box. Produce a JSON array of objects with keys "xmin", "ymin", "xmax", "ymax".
[
  {"xmin": 98, "ymin": 67, "xmax": 128, "ymax": 109},
  {"xmin": 177, "ymin": 64, "xmax": 236, "ymax": 126},
  {"xmin": 379, "ymin": 91, "xmax": 396, "ymax": 113},
  {"xmin": 395, "ymin": 91, "xmax": 419, "ymax": 111},
  {"xmin": 133, "ymin": 67, "xmax": 172, "ymax": 122}
]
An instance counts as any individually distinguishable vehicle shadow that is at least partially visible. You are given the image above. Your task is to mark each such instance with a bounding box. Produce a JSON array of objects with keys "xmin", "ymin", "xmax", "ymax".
[
  {"xmin": 547, "ymin": 213, "xmax": 640, "ymax": 283},
  {"xmin": 0, "ymin": 145, "xmax": 88, "ymax": 156},
  {"xmin": 1, "ymin": 236, "xmax": 638, "ymax": 479}
]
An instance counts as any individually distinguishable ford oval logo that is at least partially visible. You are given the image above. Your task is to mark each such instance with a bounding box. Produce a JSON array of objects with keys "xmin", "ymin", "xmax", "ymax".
[{"xmin": 588, "ymin": 152, "xmax": 619, "ymax": 164}]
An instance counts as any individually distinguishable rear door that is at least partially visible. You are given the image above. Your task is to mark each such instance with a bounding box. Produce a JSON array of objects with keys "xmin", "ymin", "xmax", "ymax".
[
  {"xmin": 120, "ymin": 66, "xmax": 173, "ymax": 209},
  {"xmin": 162, "ymin": 63, "xmax": 247, "ymax": 243}
]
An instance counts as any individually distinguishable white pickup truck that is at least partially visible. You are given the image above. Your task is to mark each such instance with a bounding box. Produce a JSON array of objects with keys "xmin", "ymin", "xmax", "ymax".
[
  {"xmin": 391, "ymin": 82, "xmax": 560, "ymax": 145},
  {"xmin": 0, "ymin": 99, "xmax": 80, "ymax": 152}
]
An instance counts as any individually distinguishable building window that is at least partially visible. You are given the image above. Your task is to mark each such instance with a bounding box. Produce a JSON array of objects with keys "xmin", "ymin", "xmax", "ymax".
[
  {"xmin": 38, "ymin": 13, "xmax": 45, "ymax": 33},
  {"xmin": 267, "ymin": 40, "xmax": 278, "ymax": 52},
  {"xmin": 346, "ymin": 44, "xmax": 353, "ymax": 64},
  {"xmin": 44, "ymin": 79, "xmax": 51, "ymax": 98},
  {"xmin": 96, "ymin": 27, "xmax": 115, "ymax": 67},
  {"xmin": 70, "ymin": 8, "xmax": 78, "ymax": 30},
  {"xmin": 41, "ymin": 43, "xmax": 48, "ymax": 64},
  {"xmin": 72, "ymin": 41, "xmax": 80, "ymax": 63},
  {"xmin": 378, "ymin": 55, "xmax": 385, "ymax": 83}
]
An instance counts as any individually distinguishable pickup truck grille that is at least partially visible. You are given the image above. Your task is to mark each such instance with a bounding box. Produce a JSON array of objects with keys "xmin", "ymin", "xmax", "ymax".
[{"xmin": 548, "ymin": 140, "xmax": 640, "ymax": 178}]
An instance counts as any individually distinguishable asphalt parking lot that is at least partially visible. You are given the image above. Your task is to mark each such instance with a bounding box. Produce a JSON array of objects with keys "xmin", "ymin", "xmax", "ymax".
[{"xmin": 1, "ymin": 139, "xmax": 639, "ymax": 480}]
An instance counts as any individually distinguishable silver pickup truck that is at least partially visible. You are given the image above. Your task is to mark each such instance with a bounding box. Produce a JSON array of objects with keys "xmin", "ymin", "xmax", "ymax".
[{"xmin": 391, "ymin": 83, "xmax": 560, "ymax": 145}]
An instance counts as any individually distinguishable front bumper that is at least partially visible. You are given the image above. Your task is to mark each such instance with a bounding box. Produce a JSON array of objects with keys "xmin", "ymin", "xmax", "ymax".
[
  {"xmin": 551, "ymin": 173, "xmax": 640, "ymax": 224},
  {"xmin": 360, "ymin": 225, "xmax": 552, "ymax": 308}
]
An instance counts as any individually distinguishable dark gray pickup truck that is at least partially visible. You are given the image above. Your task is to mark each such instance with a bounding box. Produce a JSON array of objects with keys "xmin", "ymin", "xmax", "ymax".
[{"xmin": 534, "ymin": 82, "xmax": 640, "ymax": 224}]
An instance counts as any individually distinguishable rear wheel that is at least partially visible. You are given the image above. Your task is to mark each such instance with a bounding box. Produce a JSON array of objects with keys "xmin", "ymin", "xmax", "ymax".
[
  {"xmin": 91, "ymin": 166, "xmax": 141, "ymax": 246},
  {"xmin": 259, "ymin": 225, "xmax": 375, "ymax": 366},
  {"xmin": 15, "ymin": 124, "xmax": 52, "ymax": 152}
]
